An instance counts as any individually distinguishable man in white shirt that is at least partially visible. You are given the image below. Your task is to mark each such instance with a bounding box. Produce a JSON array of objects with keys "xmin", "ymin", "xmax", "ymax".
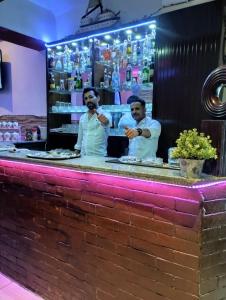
[
  {"xmin": 74, "ymin": 87, "xmax": 112, "ymax": 156},
  {"xmin": 124, "ymin": 95, "xmax": 161, "ymax": 159}
]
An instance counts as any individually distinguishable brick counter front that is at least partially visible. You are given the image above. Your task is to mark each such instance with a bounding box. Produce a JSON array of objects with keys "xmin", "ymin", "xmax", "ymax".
[{"xmin": 0, "ymin": 158, "xmax": 225, "ymax": 300}]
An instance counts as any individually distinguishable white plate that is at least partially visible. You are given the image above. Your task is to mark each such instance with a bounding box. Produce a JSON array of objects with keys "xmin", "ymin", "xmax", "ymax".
[
  {"xmin": 26, "ymin": 151, "xmax": 80, "ymax": 160},
  {"xmin": 119, "ymin": 156, "xmax": 141, "ymax": 163}
]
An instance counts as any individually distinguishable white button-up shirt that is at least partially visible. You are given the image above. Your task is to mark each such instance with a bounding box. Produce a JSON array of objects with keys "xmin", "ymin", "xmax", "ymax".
[
  {"xmin": 128, "ymin": 116, "xmax": 161, "ymax": 159},
  {"xmin": 118, "ymin": 113, "xmax": 136, "ymax": 129},
  {"xmin": 74, "ymin": 107, "xmax": 112, "ymax": 156}
]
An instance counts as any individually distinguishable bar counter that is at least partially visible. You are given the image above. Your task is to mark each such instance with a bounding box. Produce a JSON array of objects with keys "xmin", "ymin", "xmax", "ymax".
[{"xmin": 0, "ymin": 152, "xmax": 226, "ymax": 300}]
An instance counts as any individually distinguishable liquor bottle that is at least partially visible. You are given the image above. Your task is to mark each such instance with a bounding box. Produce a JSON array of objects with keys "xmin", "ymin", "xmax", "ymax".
[
  {"xmin": 104, "ymin": 67, "xmax": 109, "ymax": 88},
  {"xmin": 132, "ymin": 43, "xmax": 137, "ymax": 65},
  {"xmin": 137, "ymin": 41, "xmax": 141, "ymax": 56},
  {"xmin": 149, "ymin": 62, "xmax": 154, "ymax": 82},
  {"xmin": 114, "ymin": 91, "xmax": 121, "ymax": 105},
  {"xmin": 142, "ymin": 60, "xmax": 150, "ymax": 84},
  {"xmin": 48, "ymin": 50, "xmax": 55, "ymax": 68},
  {"xmin": 111, "ymin": 63, "xmax": 120, "ymax": 91},
  {"xmin": 123, "ymin": 40, "xmax": 128, "ymax": 59},
  {"xmin": 126, "ymin": 35, "xmax": 132, "ymax": 57},
  {"xmin": 94, "ymin": 40, "xmax": 101, "ymax": 61},
  {"xmin": 86, "ymin": 71, "xmax": 92, "ymax": 87},
  {"xmin": 55, "ymin": 55, "xmax": 62, "ymax": 71},
  {"xmin": 126, "ymin": 60, "xmax": 132, "ymax": 88},
  {"xmin": 131, "ymin": 77, "xmax": 141, "ymax": 96},
  {"xmin": 73, "ymin": 70, "xmax": 78, "ymax": 89},
  {"xmin": 76, "ymin": 72, "xmax": 82, "ymax": 89},
  {"xmin": 111, "ymin": 40, "xmax": 117, "ymax": 63},
  {"xmin": 136, "ymin": 41, "xmax": 142, "ymax": 65},
  {"xmin": 67, "ymin": 61, "xmax": 73, "ymax": 73},
  {"xmin": 137, "ymin": 69, "xmax": 143, "ymax": 84},
  {"xmin": 79, "ymin": 72, "xmax": 83, "ymax": 89},
  {"xmin": 74, "ymin": 46, "xmax": 80, "ymax": 65},
  {"xmin": 63, "ymin": 45, "xmax": 71, "ymax": 71},
  {"xmin": 60, "ymin": 79, "xmax": 65, "ymax": 90},
  {"xmin": 103, "ymin": 44, "xmax": 111, "ymax": 62},
  {"xmin": 143, "ymin": 35, "xmax": 149, "ymax": 60},
  {"xmin": 49, "ymin": 73, "xmax": 55, "ymax": 90}
]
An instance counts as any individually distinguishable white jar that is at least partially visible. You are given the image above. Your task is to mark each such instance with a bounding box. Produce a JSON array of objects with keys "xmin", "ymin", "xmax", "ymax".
[
  {"xmin": 4, "ymin": 132, "xmax": 11, "ymax": 142},
  {"xmin": 2, "ymin": 121, "xmax": 7, "ymax": 128},
  {"xmin": 11, "ymin": 132, "xmax": 19, "ymax": 142},
  {"xmin": 7, "ymin": 121, "xmax": 13, "ymax": 128},
  {"xmin": 12, "ymin": 121, "xmax": 19, "ymax": 129}
]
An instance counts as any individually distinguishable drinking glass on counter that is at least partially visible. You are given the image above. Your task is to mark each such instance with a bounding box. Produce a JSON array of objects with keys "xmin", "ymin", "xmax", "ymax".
[{"xmin": 168, "ymin": 147, "xmax": 179, "ymax": 166}]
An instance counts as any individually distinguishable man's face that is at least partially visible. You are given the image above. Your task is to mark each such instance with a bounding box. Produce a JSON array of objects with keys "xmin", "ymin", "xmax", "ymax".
[
  {"xmin": 84, "ymin": 90, "xmax": 100, "ymax": 111},
  {"xmin": 130, "ymin": 102, "xmax": 146, "ymax": 122}
]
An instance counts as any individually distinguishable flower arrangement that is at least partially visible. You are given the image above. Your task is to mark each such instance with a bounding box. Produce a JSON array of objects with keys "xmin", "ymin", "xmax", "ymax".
[{"xmin": 172, "ymin": 128, "xmax": 217, "ymax": 160}]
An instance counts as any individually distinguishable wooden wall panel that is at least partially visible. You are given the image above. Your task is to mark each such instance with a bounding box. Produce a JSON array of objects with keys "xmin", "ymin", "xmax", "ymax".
[{"xmin": 153, "ymin": 1, "xmax": 223, "ymax": 161}]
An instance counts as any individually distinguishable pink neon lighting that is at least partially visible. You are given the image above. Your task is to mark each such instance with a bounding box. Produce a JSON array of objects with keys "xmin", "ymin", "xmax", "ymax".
[{"xmin": 0, "ymin": 159, "xmax": 225, "ymax": 190}]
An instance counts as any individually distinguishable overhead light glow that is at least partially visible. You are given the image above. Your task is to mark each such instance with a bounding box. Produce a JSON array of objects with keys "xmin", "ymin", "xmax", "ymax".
[
  {"xmin": 126, "ymin": 29, "xmax": 132, "ymax": 35},
  {"xmin": 135, "ymin": 35, "xmax": 141, "ymax": 40},
  {"xmin": 56, "ymin": 45, "xmax": 62, "ymax": 49},
  {"xmin": 149, "ymin": 23, "xmax": 156, "ymax": 29},
  {"xmin": 45, "ymin": 20, "xmax": 156, "ymax": 48},
  {"xmin": 101, "ymin": 42, "xmax": 107, "ymax": 46},
  {"xmin": 104, "ymin": 35, "xmax": 111, "ymax": 40}
]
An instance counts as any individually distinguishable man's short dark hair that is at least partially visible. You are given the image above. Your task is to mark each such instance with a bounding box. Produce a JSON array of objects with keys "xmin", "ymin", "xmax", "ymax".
[
  {"xmin": 82, "ymin": 87, "xmax": 99, "ymax": 100},
  {"xmin": 127, "ymin": 95, "xmax": 146, "ymax": 107}
]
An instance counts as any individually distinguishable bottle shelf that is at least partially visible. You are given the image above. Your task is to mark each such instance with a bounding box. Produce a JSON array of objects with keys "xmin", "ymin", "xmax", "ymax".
[
  {"xmin": 48, "ymin": 68, "xmax": 71, "ymax": 74},
  {"xmin": 49, "ymin": 128, "xmax": 127, "ymax": 137},
  {"xmin": 49, "ymin": 103, "xmax": 152, "ymax": 114},
  {"xmin": 49, "ymin": 90, "xmax": 71, "ymax": 95}
]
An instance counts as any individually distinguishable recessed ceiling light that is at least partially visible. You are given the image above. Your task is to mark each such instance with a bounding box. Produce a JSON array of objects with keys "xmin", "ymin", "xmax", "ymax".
[
  {"xmin": 104, "ymin": 35, "xmax": 111, "ymax": 40},
  {"xmin": 135, "ymin": 35, "xmax": 141, "ymax": 40},
  {"xmin": 149, "ymin": 24, "xmax": 156, "ymax": 29},
  {"xmin": 126, "ymin": 29, "xmax": 132, "ymax": 35}
]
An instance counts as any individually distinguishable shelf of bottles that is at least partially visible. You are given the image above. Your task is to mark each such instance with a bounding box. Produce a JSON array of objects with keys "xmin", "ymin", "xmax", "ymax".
[
  {"xmin": 50, "ymin": 103, "xmax": 152, "ymax": 114},
  {"xmin": 46, "ymin": 20, "xmax": 156, "ymax": 98}
]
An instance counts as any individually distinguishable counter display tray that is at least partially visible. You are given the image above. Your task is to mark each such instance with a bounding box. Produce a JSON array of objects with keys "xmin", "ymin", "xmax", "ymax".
[
  {"xmin": 26, "ymin": 151, "xmax": 80, "ymax": 160},
  {"xmin": 0, "ymin": 147, "xmax": 15, "ymax": 152},
  {"xmin": 105, "ymin": 158, "xmax": 180, "ymax": 170}
]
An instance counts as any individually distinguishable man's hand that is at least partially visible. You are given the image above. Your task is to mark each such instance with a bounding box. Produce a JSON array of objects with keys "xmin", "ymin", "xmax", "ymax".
[
  {"xmin": 74, "ymin": 149, "xmax": 81, "ymax": 155},
  {"xmin": 94, "ymin": 109, "xmax": 109, "ymax": 125},
  {"xmin": 124, "ymin": 126, "xmax": 139, "ymax": 139}
]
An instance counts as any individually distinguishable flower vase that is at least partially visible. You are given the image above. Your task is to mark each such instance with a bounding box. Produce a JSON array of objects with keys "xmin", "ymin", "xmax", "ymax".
[{"xmin": 180, "ymin": 158, "xmax": 205, "ymax": 178}]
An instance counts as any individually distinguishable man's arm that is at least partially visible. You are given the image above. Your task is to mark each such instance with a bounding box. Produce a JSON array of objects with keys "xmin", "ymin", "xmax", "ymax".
[
  {"xmin": 125, "ymin": 127, "xmax": 151, "ymax": 139},
  {"xmin": 95, "ymin": 110, "xmax": 112, "ymax": 127}
]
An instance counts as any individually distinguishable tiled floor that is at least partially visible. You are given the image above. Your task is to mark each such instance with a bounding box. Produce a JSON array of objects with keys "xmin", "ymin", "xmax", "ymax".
[{"xmin": 0, "ymin": 273, "xmax": 43, "ymax": 300}]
